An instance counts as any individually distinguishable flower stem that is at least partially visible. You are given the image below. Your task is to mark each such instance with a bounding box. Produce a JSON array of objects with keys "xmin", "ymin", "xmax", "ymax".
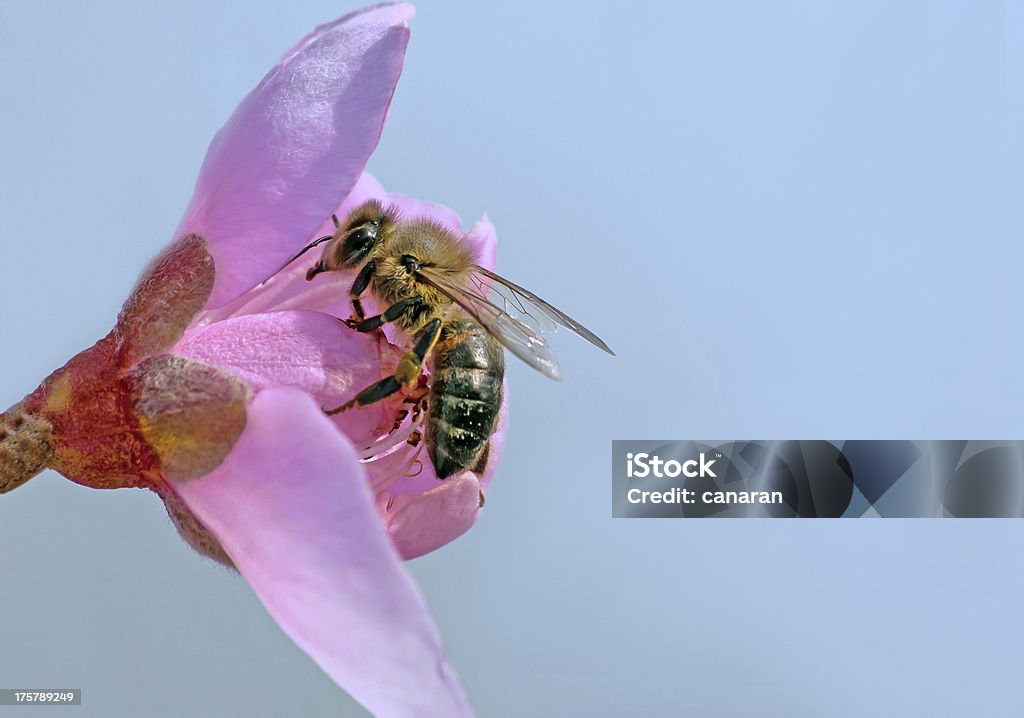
[{"xmin": 0, "ymin": 404, "xmax": 54, "ymax": 493}]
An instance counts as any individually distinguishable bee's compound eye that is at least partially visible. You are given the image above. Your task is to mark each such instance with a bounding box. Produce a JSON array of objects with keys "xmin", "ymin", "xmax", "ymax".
[
  {"xmin": 351, "ymin": 227, "xmax": 374, "ymax": 248},
  {"xmin": 339, "ymin": 223, "xmax": 379, "ymax": 267}
]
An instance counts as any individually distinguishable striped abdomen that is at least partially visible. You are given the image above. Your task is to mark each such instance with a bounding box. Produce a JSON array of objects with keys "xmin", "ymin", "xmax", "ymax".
[{"xmin": 427, "ymin": 319, "xmax": 504, "ymax": 479}]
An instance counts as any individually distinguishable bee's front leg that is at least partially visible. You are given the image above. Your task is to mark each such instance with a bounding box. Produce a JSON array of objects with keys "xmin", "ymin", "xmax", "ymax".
[{"xmin": 344, "ymin": 261, "xmax": 376, "ymax": 327}]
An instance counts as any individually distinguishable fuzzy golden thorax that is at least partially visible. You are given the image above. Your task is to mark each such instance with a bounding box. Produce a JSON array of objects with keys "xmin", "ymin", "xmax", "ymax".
[{"xmin": 367, "ymin": 219, "xmax": 475, "ymax": 334}]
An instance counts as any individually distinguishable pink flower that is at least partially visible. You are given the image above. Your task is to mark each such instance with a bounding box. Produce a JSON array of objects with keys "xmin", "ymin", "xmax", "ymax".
[{"xmin": 0, "ymin": 4, "xmax": 501, "ymax": 715}]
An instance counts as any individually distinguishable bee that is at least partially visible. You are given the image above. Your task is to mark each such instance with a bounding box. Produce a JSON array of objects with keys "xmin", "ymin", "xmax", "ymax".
[{"xmin": 273, "ymin": 200, "xmax": 613, "ymax": 479}]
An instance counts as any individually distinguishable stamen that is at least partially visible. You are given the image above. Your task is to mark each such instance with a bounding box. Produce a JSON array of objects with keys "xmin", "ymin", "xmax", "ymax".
[{"xmin": 355, "ymin": 419, "xmax": 421, "ymax": 461}]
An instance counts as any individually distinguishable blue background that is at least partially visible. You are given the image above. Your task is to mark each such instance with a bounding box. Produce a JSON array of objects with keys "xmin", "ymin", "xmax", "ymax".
[{"xmin": 1, "ymin": 1, "xmax": 1022, "ymax": 715}]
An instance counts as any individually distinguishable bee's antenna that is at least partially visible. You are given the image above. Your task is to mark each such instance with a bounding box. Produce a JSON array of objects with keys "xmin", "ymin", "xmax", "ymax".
[{"xmin": 255, "ymin": 234, "xmax": 334, "ymax": 288}]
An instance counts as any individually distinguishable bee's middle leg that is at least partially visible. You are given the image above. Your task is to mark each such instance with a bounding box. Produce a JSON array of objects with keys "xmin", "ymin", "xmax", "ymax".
[{"xmin": 324, "ymin": 319, "xmax": 441, "ymax": 416}]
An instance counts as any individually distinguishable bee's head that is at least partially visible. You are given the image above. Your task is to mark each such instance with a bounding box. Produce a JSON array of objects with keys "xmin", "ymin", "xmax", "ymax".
[{"xmin": 306, "ymin": 201, "xmax": 390, "ymax": 280}]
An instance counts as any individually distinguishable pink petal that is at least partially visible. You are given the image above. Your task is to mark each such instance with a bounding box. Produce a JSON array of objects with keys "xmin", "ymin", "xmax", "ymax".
[
  {"xmin": 377, "ymin": 192, "xmax": 464, "ymax": 234},
  {"xmin": 322, "ymin": 173, "xmax": 499, "ymax": 272},
  {"xmin": 303, "ymin": 173, "xmax": 500, "ymax": 335},
  {"xmin": 374, "ymin": 381, "xmax": 508, "ymax": 559},
  {"xmin": 383, "ymin": 473, "xmax": 483, "ymax": 560},
  {"xmin": 170, "ymin": 388, "xmax": 475, "ymax": 717},
  {"xmin": 337, "ymin": 171, "xmax": 388, "ymax": 213},
  {"xmin": 464, "ymin": 214, "xmax": 498, "ymax": 273},
  {"xmin": 179, "ymin": 4, "xmax": 415, "ymax": 309},
  {"xmin": 174, "ymin": 310, "xmax": 403, "ymax": 444}
]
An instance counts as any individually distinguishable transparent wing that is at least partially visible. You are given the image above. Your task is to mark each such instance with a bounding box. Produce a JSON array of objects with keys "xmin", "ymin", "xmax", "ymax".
[
  {"xmin": 471, "ymin": 266, "xmax": 615, "ymax": 355},
  {"xmin": 416, "ymin": 266, "xmax": 613, "ymax": 381}
]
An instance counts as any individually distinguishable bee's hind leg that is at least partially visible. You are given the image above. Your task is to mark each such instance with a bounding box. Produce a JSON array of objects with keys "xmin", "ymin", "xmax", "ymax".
[
  {"xmin": 324, "ymin": 376, "xmax": 402, "ymax": 416},
  {"xmin": 384, "ymin": 379, "xmax": 430, "ymax": 435},
  {"xmin": 324, "ymin": 319, "xmax": 441, "ymax": 416}
]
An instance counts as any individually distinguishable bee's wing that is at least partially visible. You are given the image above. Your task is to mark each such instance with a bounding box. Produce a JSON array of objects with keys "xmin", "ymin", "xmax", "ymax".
[
  {"xmin": 472, "ymin": 266, "xmax": 615, "ymax": 355},
  {"xmin": 416, "ymin": 266, "xmax": 614, "ymax": 381},
  {"xmin": 416, "ymin": 267, "xmax": 564, "ymax": 380}
]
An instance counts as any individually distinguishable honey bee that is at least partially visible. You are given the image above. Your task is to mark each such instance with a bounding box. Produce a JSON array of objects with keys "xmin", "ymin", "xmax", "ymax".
[{"xmin": 275, "ymin": 200, "xmax": 613, "ymax": 478}]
